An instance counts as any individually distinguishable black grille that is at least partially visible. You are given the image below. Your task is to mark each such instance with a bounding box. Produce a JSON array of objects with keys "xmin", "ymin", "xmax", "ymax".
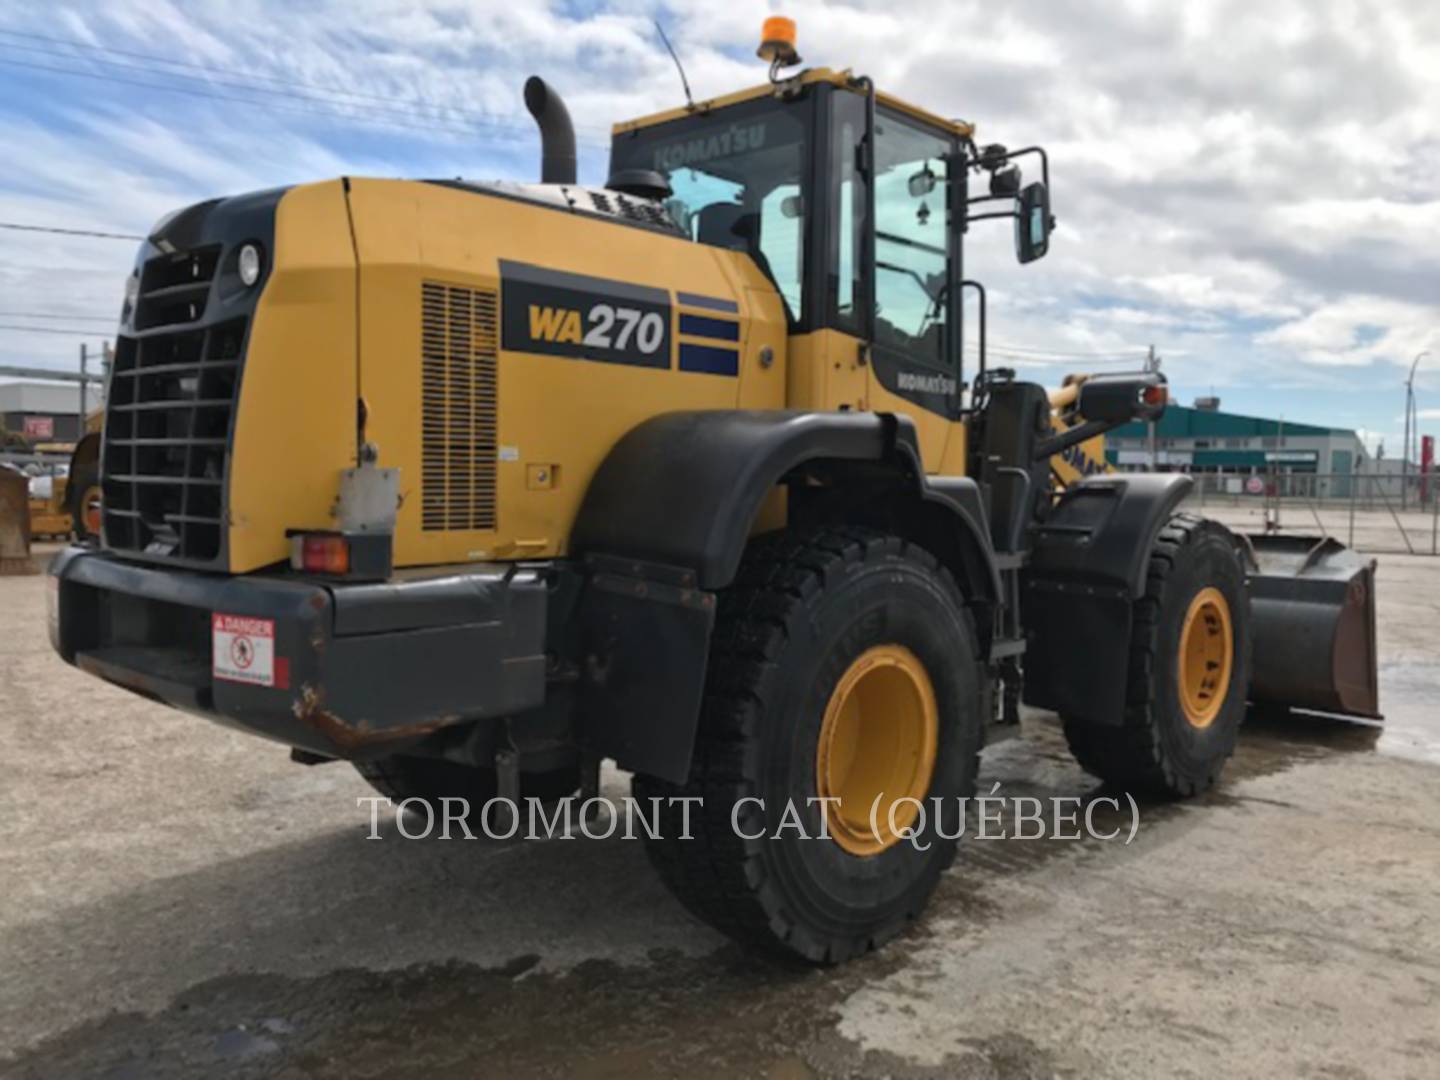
[
  {"xmin": 133, "ymin": 245, "xmax": 221, "ymax": 330},
  {"xmin": 102, "ymin": 289, "xmax": 245, "ymax": 562}
]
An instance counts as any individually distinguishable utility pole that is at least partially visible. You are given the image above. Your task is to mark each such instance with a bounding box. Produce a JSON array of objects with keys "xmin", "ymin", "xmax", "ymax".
[
  {"xmin": 1404, "ymin": 351, "xmax": 1428, "ymax": 510},
  {"xmin": 1146, "ymin": 344, "xmax": 1159, "ymax": 471},
  {"xmin": 79, "ymin": 343, "xmax": 88, "ymax": 432}
]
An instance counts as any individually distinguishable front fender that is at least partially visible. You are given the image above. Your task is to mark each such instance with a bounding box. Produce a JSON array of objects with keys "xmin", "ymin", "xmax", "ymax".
[{"xmin": 1021, "ymin": 473, "xmax": 1194, "ymax": 724}]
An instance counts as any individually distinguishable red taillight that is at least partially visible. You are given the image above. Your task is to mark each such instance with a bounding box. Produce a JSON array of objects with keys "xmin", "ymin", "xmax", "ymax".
[
  {"xmin": 300, "ymin": 534, "xmax": 349, "ymax": 575},
  {"xmin": 1143, "ymin": 384, "xmax": 1168, "ymax": 407}
]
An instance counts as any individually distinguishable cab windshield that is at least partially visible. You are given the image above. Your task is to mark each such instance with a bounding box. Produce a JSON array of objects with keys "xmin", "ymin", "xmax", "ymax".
[{"xmin": 610, "ymin": 99, "xmax": 808, "ymax": 321}]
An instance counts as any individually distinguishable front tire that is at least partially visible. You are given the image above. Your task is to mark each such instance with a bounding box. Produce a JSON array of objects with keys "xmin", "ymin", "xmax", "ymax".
[
  {"xmin": 634, "ymin": 527, "xmax": 984, "ymax": 964},
  {"xmin": 1063, "ymin": 513, "xmax": 1250, "ymax": 797}
]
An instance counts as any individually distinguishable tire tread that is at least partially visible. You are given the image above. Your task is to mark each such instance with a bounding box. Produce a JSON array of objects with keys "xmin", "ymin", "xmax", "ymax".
[
  {"xmin": 635, "ymin": 526, "xmax": 979, "ymax": 962},
  {"xmin": 1062, "ymin": 512, "xmax": 1245, "ymax": 797}
]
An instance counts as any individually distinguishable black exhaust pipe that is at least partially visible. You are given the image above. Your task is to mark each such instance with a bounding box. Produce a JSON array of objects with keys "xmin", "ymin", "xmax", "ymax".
[{"xmin": 524, "ymin": 76, "xmax": 577, "ymax": 185}]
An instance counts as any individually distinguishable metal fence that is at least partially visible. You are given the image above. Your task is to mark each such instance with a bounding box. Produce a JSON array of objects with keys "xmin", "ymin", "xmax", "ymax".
[{"xmin": 1183, "ymin": 471, "xmax": 1440, "ymax": 556}]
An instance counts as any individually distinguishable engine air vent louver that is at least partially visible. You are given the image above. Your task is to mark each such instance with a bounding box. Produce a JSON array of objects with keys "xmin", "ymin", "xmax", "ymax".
[{"xmin": 421, "ymin": 282, "xmax": 498, "ymax": 532}]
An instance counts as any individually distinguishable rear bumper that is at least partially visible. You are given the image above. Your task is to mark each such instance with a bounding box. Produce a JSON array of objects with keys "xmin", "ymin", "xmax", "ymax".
[{"xmin": 49, "ymin": 547, "xmax": 548, "ymax": 757}]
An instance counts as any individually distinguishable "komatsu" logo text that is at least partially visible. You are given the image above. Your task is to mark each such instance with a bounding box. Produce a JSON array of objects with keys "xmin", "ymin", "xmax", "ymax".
[{"xmin": 897, "ymin": 370, "xmax": 957, "ymax": 396}]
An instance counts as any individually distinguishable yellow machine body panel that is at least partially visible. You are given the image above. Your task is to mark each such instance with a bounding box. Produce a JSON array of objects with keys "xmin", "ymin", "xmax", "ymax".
[
  {"xmin": 345, "ymin": 178, "xmax": 787, "ymax": 568},
  {"xmin": 1048, "ymin": 382, "xmax": 1114, "ymax": 488},
  {"xmin": 785, "ymin": 328, "xmax": 963, "ymax": 475},
  {"xmin": 227, "ymin": 180, "xmax": 359, "ymax": 572},
  {"xmin": 27, "ymin": 483, "xmax": 71, "ymax": 538},
  {"xmin": 1050, "ymin": 425, "xmax": 1112, "ymax": 487},
  {"xmin": 866, "ymin": 363, "xmax": 959, "ymax": 475},
  {"xmin": 785, "ymin": 329, "xmax": 868, "ymax": 416}
]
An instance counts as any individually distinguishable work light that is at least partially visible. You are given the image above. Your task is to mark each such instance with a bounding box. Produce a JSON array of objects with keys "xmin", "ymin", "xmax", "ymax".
[{"xmin": 238, "ymin": 243, "xmax": 262, "ymax": 287}]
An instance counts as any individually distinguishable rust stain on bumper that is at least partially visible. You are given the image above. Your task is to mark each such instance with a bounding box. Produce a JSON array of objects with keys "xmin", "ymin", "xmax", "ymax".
[{"xmin": 291, "ymin": 683, "xmax": 458, "ymax": 753}]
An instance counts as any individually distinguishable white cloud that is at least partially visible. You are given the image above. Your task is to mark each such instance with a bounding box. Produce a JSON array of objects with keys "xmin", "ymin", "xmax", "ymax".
[{"xmin": 0, "ymin": 0, "xmax": 1436, "ymax": 438}]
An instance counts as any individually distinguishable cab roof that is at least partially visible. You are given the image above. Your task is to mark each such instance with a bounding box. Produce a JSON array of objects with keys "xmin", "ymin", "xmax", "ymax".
[{"xmin": 611, "ymin": 67, "xmax": 976, "ymax": 141}]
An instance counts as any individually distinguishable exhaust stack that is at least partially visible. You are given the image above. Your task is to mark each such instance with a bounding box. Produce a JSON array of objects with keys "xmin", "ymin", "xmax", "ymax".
[{"xmin": 524, "ymin": 76, "xmax": 577, "ymax": 185}]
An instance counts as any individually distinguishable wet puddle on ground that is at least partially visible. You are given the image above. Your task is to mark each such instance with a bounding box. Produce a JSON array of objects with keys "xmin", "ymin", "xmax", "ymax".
[{"xmin": 1372, "ymin": 661, "xmax": 1440, "ymax": 765}]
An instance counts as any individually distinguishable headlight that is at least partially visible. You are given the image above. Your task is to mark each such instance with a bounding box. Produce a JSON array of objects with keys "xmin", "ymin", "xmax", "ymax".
[
  {"xmin": 238, "ymin": 243, "xmax": 262, "ymax": 287},
  {"xmin": 124, "ymin": 272, "xmax": 139, "ymax": 306}
]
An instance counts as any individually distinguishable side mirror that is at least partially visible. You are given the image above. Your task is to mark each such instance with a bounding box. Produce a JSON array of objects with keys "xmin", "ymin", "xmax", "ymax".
[
  {"xmin": 1016, "ymin": 181, "xmax": 1052, "ymax": 264},
  {"xmin": 907, "ymin": 163, "xmax": 938, "ymax": 198}
]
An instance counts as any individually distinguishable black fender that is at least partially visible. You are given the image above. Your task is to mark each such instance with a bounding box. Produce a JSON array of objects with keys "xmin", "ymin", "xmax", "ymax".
[
  {"xmin": 573, "ymin": 408, "xmax": 999, "ymax": 602},
  {"xmin": 1021, "ymin": 473, "xmax": 1194, "ymax": 725},
  {"xmin": 577, "ymin": 410, "xmax": 891, "ymax": 587},
  {"xmin": 570, "ymin": 409, "xmax": 1001, "ymax": 782}
]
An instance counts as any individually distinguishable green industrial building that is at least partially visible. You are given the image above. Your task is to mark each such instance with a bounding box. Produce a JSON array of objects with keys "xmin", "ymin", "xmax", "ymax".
[{"xmin": 1105, "ymin": 402, "xmax": 1370, "ymax": 495}]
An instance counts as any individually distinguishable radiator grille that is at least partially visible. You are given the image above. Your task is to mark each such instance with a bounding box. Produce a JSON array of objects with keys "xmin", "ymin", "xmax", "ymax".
[
  {"xmin": 101, "ymin": 313, "xmax": 245, "ymax": 563},
  {"xmin": 421, "ymin": 282, "xmax": 498, "ymax": 531},
  {"xmin": 133, "ymin": 245, "xmax": 221, "ymax": 330}
]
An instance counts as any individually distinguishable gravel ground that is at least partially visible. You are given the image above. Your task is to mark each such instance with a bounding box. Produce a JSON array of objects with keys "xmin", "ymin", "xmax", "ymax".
[{"xmin": 1, "ymin": 544, "xmax": 1437, "ymax": 1078}]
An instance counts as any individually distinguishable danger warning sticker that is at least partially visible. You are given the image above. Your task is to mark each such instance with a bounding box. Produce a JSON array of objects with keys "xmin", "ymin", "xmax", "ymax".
[{"xmin": 212, "ymin": 613, "xmax": 277, "ymax": 687}]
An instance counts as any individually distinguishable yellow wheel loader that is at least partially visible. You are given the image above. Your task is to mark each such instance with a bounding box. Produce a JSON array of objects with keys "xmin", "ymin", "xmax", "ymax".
[
  {"xmin": 65, "ymin": 408, "xmax": 106, "ymax": 543},
  {"xmin": 0, "ymin": 409, "xmax": 105, "ymax": 548},
  {"xmin": 48, "ymin": 21, "xmax": 1378, "ymax": 963}
]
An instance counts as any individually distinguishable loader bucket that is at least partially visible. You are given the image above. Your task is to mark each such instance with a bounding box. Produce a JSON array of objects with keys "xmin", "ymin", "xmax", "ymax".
[
  {"xmin": 0, "ymin": 466, "xmax": 34, "ymax": 575},
  {"xmin": 1242, "ymin": 534, "xmax": 1380, "ymax": 720}
]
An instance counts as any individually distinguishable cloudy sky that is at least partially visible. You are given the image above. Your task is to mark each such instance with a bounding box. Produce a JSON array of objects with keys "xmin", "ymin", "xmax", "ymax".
[{"xmin": 1, "ymin": 1, "xmax": 1437, "ymax": 456}]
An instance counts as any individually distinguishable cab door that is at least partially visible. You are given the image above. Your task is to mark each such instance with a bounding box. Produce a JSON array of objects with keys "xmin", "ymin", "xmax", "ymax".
[{"xmin": 863, "ymin": 109, "xmax": 962, "ymax": 472}]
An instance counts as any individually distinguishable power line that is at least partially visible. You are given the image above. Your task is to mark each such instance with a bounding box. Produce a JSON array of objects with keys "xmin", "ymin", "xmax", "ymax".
[
  {"xmin": 0, "ymin": 28, "xmax": 589, "ymax": 133},
  {"xmin": 0, "ymin": 38, "xmax": 568, "ymax": 136},
  {"xmin": 0, "ymin": 50, "xmax": 611, "ymax": 148},
  {"xmin": 968, "ymin": 340, "xmax": 1149, "ymax": 360},
  {"xmin": 0, "ymin": 311, "xmax": 116, "ymax": 322},
  {"xmin": 964, "ymin": 343, "xmax": 1147, "ymax": 366},
  {"xmin": 0, "ymin": 324, "xmax": 109, "ymax": 337},
  {"xmin": 0, "ymin": 56, "xmax": 523, "ymax": 142},
  {"xmin": 0, "ymin": 221, "xmax": 143, "ymax": 240}
]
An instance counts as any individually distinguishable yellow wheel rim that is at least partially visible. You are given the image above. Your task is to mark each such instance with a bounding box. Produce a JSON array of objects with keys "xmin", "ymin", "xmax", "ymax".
[
  {"xmin": 81, "ymin": 485, "xmax": 103, "ymax": 536},
  {"xmin": 815, "ymin": 645, "xmax": 939, "ymax": 857},
  {"xmin": 1178, "ymin": 587, "xmax": 1233, "ymax": 729}
]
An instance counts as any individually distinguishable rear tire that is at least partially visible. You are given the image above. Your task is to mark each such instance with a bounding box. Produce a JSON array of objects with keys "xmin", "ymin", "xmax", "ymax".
[
  {"xmin": 69, "ymin": 463, "xmax": 102, "ymax": 542},
  {"xmin": 633, "ymin": 527, "xmax": 984, "ymax": 964},
  {"xmin": 1062, "ymin": 513, "xmax": 1250, "ymax": 797}
]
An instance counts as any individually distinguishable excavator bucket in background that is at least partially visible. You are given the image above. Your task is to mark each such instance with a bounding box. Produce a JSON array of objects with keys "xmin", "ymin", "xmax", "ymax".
[
  {"xmin": 0, "ymin": 465, "xmax": 35, "ymax": 575},
  {"xmin": 1241, "ymin": 534, "xmax": 1381, "ymax": 720}
]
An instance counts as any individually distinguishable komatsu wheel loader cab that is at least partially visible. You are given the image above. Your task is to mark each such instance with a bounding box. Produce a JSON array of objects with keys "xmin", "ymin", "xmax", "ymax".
[{"xmin": 48, "ymin": 18, "xmax": 1378, "ymax": 964}]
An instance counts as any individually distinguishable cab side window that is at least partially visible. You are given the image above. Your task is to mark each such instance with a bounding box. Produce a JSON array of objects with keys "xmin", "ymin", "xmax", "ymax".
[{"xmin": 872, "ymin": 115, "xmax": 952, "ymax": 369}]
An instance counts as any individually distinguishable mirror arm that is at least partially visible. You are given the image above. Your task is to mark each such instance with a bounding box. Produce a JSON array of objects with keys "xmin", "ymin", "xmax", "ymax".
[
  {"xmin": 967, "ymin": 209, "xmax": 1019, "ymax": 223},
  {"xmin": 985, "ymin": 144, "xmax": 1050, "ymax": 189}
]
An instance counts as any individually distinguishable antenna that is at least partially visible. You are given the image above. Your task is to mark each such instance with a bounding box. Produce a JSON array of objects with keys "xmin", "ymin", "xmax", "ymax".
[{"xmin": 653, "ymin": 20, "xmax": 695, "ymax": 110}]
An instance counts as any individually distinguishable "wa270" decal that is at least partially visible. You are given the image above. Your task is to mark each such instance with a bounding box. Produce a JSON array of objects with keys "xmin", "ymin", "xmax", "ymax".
[
  {"xmin": 528, "ymin": 303, "xmax": 666, "ymax": 355},
  {"xmin": 500, "ymin": 260, "xmax": 671, "ymax": 369}
]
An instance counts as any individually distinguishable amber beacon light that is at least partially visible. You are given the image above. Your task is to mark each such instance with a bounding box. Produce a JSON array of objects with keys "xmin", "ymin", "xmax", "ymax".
[{"xmin": 757, "ymin": 15, "xmax": 802, "ymax": 68}]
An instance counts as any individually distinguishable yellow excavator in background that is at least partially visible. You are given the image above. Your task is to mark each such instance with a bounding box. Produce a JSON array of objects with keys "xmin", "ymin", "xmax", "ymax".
[{"xmin": 27, "ymin": 409, "xmax": 104, "ymax": 541}]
